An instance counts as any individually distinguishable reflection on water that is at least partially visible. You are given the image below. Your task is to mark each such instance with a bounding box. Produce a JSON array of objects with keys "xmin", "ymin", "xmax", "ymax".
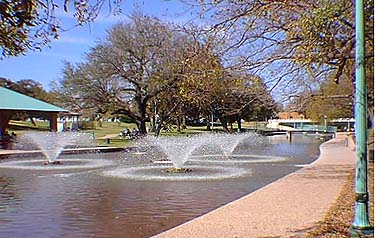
[{"xmin": 0, "ymin": 134, "xmax": 322, "ymax": 238}]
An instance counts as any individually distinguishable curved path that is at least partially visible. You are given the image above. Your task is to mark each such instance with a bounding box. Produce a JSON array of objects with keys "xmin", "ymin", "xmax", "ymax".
[{"xmin": 153, "ymin": 133, "xmax": 356, "ymax": 238}]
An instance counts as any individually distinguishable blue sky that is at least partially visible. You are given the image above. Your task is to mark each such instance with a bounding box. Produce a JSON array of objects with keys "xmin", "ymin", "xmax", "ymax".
[{"xmin": 0, "ymin": 0, "xmax": 198, "ymax": 91}]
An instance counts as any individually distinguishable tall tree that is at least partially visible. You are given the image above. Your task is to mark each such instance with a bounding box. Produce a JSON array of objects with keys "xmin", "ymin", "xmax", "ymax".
[
  {"xmin": 213, "ymin": 73, "xmax": 276, "ymax": 131},
  {"xmin": 50, "ymin": 61, "xmax": 100, "ymax": 118},
  {"xmin": 190, "ymin": 0, "xmax": 373, "ymax": 109},
  {"xmin": 287, "ymin": 68, "xmax": 355, "ymax": 122},
  {"xmin": 53, "ymin": 14, "xmax": 188, "ymax": 134}
]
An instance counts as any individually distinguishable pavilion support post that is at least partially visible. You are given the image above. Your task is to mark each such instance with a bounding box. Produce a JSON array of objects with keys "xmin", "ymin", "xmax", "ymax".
[
  {"xmin": 286, "ymin": 131, "xmax": 292, "ymax": 143},
  {"xmin": 0, "ymin": 111, "xmax": 11, "ymax": 135},
  {"xmin": 49, "ymin": 113, "xmax": 58, "ymax": 132}
]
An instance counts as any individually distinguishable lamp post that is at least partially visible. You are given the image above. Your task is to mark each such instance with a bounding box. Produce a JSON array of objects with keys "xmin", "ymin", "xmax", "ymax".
[
  {"xmin": 153, "ymin": 99, "xmax": 159, "ymax": 133},
  {"xmin": 349, "ymin": 0, "xmax": 374, "ymax": 236},
  {"xmin": 324, "ymin": 115, "xmax": 327, "ymax": 132},
  {"xmin": 154, "ymin": 101, "xmax": 157, "ymax": 132}
]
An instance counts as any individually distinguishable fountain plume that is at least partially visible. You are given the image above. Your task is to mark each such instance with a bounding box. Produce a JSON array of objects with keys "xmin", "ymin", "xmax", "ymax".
[
  {"xmin": 22, "ymin": 132, "xmax": 93, "ymax": 163},
  {"xmin": 139, "ymin": 132, "xmax": 260, "ymax": 168}
]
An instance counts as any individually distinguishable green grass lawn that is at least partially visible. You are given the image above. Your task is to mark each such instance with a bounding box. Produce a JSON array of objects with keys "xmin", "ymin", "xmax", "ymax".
[
  {"xmin": 7, "ymin": 120, "xmax": 267, "ymax": 148},
  {"xmin": 7, "ymin": 120, "xmax": 211, "ymax": 148},
  {"xmin": 7, "ymin": 120, "xmax": 136, "ymax": 148},
  {"xmin": 9, "ymin": 120, "xmax": 50, "ymax": 131},
  {"xmin": 89, "ymin": 122, "xmax": 137, "ymax": 147}
]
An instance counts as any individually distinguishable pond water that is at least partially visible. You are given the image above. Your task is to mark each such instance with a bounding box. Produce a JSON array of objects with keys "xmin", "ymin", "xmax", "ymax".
[{"xmin": 0, "ymin": 134, "xmax": 322, "ymax": 238}]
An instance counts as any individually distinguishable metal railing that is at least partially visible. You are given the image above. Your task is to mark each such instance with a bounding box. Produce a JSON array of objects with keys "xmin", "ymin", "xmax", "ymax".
[{"xmin": 295, "ymin": 124, "xmax": 337, "ymax": 133}]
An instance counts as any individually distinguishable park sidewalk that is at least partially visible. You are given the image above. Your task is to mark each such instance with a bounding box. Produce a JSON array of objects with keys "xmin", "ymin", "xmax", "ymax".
[{"xmin": 153, "ymin": 133, "xmax": 356, "ymax": 238}]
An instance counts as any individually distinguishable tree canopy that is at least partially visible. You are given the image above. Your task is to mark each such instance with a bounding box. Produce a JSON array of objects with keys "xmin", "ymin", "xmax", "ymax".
[
  {"xmin": 52, "ymin": 14, "xmax": 276, "ymax": 134},
  {"xmin": 5, "ymin": 0, "xmax": 368, "ymax": 127},
  {"xmin": 0, "ymin": 0, "xmax": 122, "ymax": 57},
  {"xmin": 191, "ymin": 0, "xmax": 373, "ymax": 116}
]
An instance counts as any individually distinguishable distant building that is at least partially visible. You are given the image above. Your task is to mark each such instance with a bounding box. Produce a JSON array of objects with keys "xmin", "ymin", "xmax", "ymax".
[{"xmin": 277, "ymin": 112, "xmax": 305, "ymax": 120}]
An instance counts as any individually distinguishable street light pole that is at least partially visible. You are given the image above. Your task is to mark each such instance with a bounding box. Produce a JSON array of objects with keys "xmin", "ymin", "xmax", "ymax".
[
  {"xmin": 154, "ymin": 100, "xmax": 158, "ymax": 133},
  {"xmin": 349, "ymin": 0, "xmax": 374, "ymax": 236},
  {"xmin": 324, "ymin": 115, "xmax": 327, "ymax": 132}
]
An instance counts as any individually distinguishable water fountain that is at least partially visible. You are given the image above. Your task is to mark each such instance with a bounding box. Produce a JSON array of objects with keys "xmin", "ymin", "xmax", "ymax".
[
  {"xmin": 0, "ymin": 131, "xmax": 112, "ymax": 170},
  {"xmin": 143, "ymin": 132, "xmax": 259, "ymax": 168},
  {"xmin": 102, "ymin": 132, "xmax": 285, "ymax": 181},
  {"xmin": 188, "ymin": 133, "xmax": 288, "ymax": 164},
  {"xmin": 24, "ymin": 131, "xmax": 91, "ymax": 164},
  {"xmin": 144, "ymin": 134, "xmax": 199, "ymax": 171},
  {"xmin": 144, "ymin": 132, "xmax": 273, "ymax": 166}
]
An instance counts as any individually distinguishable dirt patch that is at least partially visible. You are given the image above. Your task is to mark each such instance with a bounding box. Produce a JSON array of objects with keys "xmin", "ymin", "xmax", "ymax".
[{"xmin": 305, "ymin": 162, "xmax": 374, "ymax": 237}]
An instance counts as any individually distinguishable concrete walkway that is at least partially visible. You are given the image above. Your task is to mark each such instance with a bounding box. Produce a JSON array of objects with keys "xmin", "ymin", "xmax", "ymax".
[{"xmin": 153, "ymin": 133, "xmax": 356, "ymax": 238}]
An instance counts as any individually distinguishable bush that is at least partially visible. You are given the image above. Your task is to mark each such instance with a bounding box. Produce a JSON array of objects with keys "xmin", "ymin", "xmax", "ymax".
[{"xmin": 80, "ymin": 121, "xmax": 96, "ymax": 130}]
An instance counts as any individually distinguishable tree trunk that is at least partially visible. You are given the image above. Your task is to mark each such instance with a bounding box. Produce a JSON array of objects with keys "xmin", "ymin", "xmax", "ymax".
[
  {"xmin": 155, "ymin": 124, "xmax": 162, "ymax": 136},
  {"xmin": 136, "ymin": 100, "xmax": 148, "ymax": 135},
  {"xmin": 176, "ymin": 118, "xmax": 181, "ymax": 133},
  {"xmin": 154, "ymin": 116, "xmax": 166, "ymax": 137},
  {"xmin": 219, "ymin": 116, "xmax": 229, "ymax": 132},
  {"xmin": 206, "ymin": 120, "xmax": 211, "ymax": 131},
  {"xmin": 139, "ymin": 120, "xmax": 147, "ymax": 135},
  {"xmin": 182, "ymin": 116, "xmax": 186, "ymax": 130},
  {"xmin": 151, "ymin": 117, "xmax": 156, "ymax": 132},
  {"xmin": 29, "ymin": 116, "xmax": 37, "ymax": 126}
]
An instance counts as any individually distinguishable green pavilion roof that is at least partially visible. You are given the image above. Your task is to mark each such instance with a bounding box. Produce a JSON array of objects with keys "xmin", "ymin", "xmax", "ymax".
[{"xmin": 0, "ymin": 87, "xmax": 68, "ymax": 112}]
